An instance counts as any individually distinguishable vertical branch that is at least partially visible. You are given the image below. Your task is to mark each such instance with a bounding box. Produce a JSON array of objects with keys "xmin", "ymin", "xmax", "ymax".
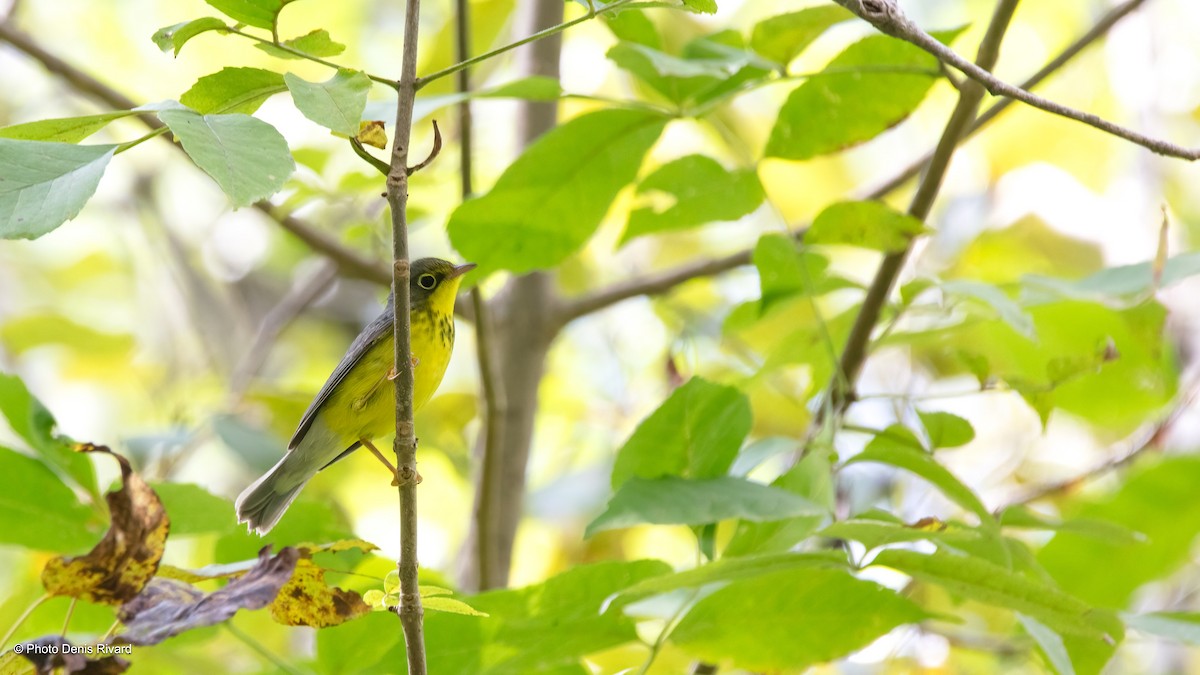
[
  {"xmin": 452, "ymin": 0, "xmax": 509, "ymax": 592},
  {"xmin": 827, "ymin": 0, "xmax": 1022, "ymax": 415},
  {"xmin": 387, "ymin": 0, "xmax": 426, "ymax": 668},
  {"xmin": 461, "ymin": 0, "xmax": 567, "ymax": 592}
]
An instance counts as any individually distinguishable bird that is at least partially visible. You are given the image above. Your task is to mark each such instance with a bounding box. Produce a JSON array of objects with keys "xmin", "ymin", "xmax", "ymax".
[{"xmin": 236, "ymin": 257, "xmax": 475, "ymax": 534}]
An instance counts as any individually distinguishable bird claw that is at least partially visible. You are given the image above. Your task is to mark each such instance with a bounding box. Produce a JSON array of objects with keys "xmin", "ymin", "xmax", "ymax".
[{"xmin": 386, "ymin": 357, "xmax": 419, "ymax": 381}]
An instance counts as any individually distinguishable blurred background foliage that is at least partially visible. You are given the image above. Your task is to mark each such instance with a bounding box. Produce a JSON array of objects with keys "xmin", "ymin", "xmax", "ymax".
[{"xmin": 4, "ymin": 0, "xmax": 1200, "ymax": 672}]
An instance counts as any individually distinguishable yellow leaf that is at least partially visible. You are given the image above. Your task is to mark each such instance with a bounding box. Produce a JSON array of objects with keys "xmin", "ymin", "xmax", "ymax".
[
  {"xmin": 41, "ymin": 444, "xmax": 169, "ymax": 605},
  {"xmin": 269, "ymin": 558, "xmax": 370, "ymax": 628}
]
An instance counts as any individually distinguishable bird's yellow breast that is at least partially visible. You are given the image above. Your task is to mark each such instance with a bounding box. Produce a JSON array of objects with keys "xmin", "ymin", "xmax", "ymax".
[{"xmin": 319, "ymin": 306, "xmax": 455, "ymax": 444}]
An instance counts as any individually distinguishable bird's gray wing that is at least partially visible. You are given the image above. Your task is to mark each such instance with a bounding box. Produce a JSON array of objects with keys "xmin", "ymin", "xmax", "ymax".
[{"xmin": 288, "ymin": 302, "xmax": 396, "ymax": 450}]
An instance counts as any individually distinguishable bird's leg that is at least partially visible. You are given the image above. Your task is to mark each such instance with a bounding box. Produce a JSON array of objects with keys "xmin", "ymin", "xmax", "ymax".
[
  {"xmin": 361, "ymin": 438, "xmax": 423, "ymax": 486},
  {"xmin": 387, "ymin": 356, "xmax": 420, "ymax": 381},
  {"xmin": 361, "ymin": 438, "xmax": 402, "ymax": 486}
]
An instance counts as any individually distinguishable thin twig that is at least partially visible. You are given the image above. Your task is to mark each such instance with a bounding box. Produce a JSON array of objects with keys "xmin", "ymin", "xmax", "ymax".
[
  {"xmin": 223, "ymin": 623, "xmax": 309, "ymax": 675},
  {"xmin": 0, "ymin": 22, "xmax": 394, "ymax": 288},
  {"xmin": 268, "ymin": 209, "xmax": 392, "ymax": 285},
  {"xmin": 225, "ymin": 26, "xmax": 398, "ymax": 89},
  {"xmin": 0, "ymin": 593, "xmax": 50, "ymax": 650},
  {"xmin": 351, "ymin": 138, "xmax": 392, "ymax": 176},
  {"xmin": 415, "ymin": 0, "xmax": 634, "ymax": 89},
  {"xmin": 453, "ymin": 0, "xmax": 508, "ymax": 590},
  {"xmin": 406, "ymin": 120, "xmax": 442, "ymax": 175},
  {"xmin": 228, "ymin": 261, "xmax": 339, "ymax": 399},
  {"xmin": 864, "ymin": 0, "xmax": 1150, "ymax": 197},
  {"xmin": 826, "ymin": 0, "xmax": 1021, "ymax": 416},
  {"xmin": 833, "ymin": 0, "xmax": 1196, "ymax": 160},
  {"xmin": 555, "ymin": 247, "xmax": 757, "ymax": 326},
  {"xmin": 1003, "ymin": 373, "xmax": 1200, "ymax": 508},
  {"xmin": 386, "ymin": 0, "xmax": 427, "ymax": 665},
  {"xmin": 553, "ymin": 0, "xmax": 1149, "ymax": 322}
]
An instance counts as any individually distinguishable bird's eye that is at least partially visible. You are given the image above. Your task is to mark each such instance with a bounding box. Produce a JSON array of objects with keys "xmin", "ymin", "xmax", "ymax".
[{"xmin": 418, "ymin": 274, "xmax": 437, "ymax": 290}]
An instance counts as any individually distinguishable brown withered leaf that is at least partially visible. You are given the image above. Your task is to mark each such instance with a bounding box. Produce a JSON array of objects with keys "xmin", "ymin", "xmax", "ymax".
[
  {"xmin": 270, "ymin": 555, "xmax": 370, "ymax": 628},
  {"xmin": 41, "ymin": 444, "xmax": 169, "ymax": 605},
  {"xmin": 4, "ymin": 636, "xmax": 129, "ymax": 674},
  {"xmin": 113, "ymin": 547, "xmax": 299, "ymax": 646},
  {"xmin": 356, "ymin": 120, "xmax": 388, "ymax": 149}
]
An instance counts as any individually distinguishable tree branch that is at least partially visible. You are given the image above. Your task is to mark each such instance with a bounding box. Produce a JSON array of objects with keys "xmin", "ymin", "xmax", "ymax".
[
  {"xmin": 833, "ymin": 0, "xmax": 1197, "ymax": 160},
  {"xmin": 864, "ymin": 0, "xmax": 1149, "ymax": 198},
  {"xmin": 828, "ymin": 0, "xmax": 1021, "ymax": 414},
  {"xmin": 386, "ymin": 0, "xmax": 426, "ymax": 668},
  {"xmin": 555, "ymin": 248, "xmax": 755, "ymax": 327},
  {"xmin": 0, "ymin": 21, "xmax": 395, "ymax": 288},
  {"xmin": 1002, "ymin": 370, "xmax": 1200, "ymax": 508},
  {"xmin": 416, "ymin": 0, "xmax": 635, "ymax": 90},
  {"xmin": 555, "ymin": 0, "xmax": 1145, "ymax": 323}
]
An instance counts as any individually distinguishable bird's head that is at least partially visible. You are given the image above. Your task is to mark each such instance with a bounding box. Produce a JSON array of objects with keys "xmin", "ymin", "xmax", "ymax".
[{"xmin": 409, "ymin": 258, "xmax": 475, "ymax": 315}]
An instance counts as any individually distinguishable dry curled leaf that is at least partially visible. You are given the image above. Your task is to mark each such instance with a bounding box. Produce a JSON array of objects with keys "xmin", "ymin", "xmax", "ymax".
[
  {"xmin": 3, "ymin": 636, "xmax": 129, "ymax": 674},
  {"xmin": 114, "ymin": 546, "xmax": 299, "ymax": 646},
  {"xmin": 41, "ymin": 444, "xmax": 169, "ymax": 605},
  {"xmin": 269, "ymin": 556, "xmax": 370, "ymax": 628},
  {"xmin": 356, "ymin": 120, "xmax": 387, "ymax": 149}
]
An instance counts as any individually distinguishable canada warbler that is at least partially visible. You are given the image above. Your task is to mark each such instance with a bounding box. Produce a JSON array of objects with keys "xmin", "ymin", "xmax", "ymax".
[{"xmin": 236, "ymin": 258, "xmax": 474, "ymax": 534}]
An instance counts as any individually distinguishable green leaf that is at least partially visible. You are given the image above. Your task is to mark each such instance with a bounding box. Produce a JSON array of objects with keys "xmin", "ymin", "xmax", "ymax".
[
  {"xmin": 901, "ymin": 300, "xmax": 1175, "ymax": 433},
  {"xmin": 608, "ymin": 550, "xmax": 848, "ymax": 610},
  {"xmin": 448, "ymin": 109, "xmax": 667, "ymax": 275},
  {"xmin": 766, "ymin": 30, "xmax": 959, "ymax": 159},
  {"xmin": 0, "ymin": 112, "xmax": 138, "ymax": 143},
  {"xmin": 158, "ymin": 106, "xmax": 294, "ymax": 207},
  {"xmin": 424, "ymin": 596, "xmax": 488, "ymax": 617},
  {"xmin": 0, "ymin": 446, "xmax": 99, "ymax": 552},
  {"xmin": 873, "ymin": 549, "xmax": 1119, "ymax": 641},
  {"xmin": 151, "ymin": 17, "xmax": 227, "ymax": 56},
  {"xmin": 586, "ymin": 475, "xmax": 822, "ymax": 537},
  {"xmin": 1024, "ymin": 251, "xmax": 1200, "ymax": 305},
  {"xmin": 204, "ymin": 0, "xmax": 282, "ymax": 30},
  {"xmin": 0, "ymin": 140, "xmax": 115, "ymax": 239},
  {"xmin": 671, "ymin": 567, "xmax": 927, "ymax": 671},
  {"xmin": 752, "ymin": 235, "xmax": 856, "ymax": 310},
  {"xmin": 481, "ymin": 76, "xmax": 562, "ymax": 100},
  {"xmin": 750, "ymin": 5, "xmax": 853, "ymax": 65},
  {"xmin": 1038, "ymin": 455, "xmax": 1200, "ymax": 608},
  {"xmin": 723, "ymin": 449, "xmax": 833, "ymax": 556},
  {"xmin": 1020, "ymin": 613, "xmax": 1076, "ymax": 675},
  {"xmin": 255, "ymin": 29, "xmax": 347, "ymax": 60},
  {"xmin": 605, "ymin": 10, "xmax": 661, "ymax": 49},
  {"xmin": 151, "ymin": 483, "xmax": 236, "ymax": 535},
  {"xmin": 1123, "ymin": 612, "xmax": 1200, "ymax": 645},
  {"xmin": 0, "ymin": 374, "xmax": 97, "ymax": 497},
  {"xmin": 846, "ymin": 425, "xmax": 993, "ymax": 525},
  {"xmin": 620, "ymin": 154, "xmax": 762, "ymax": 244},
  {"xmin": 0, "ymin": 314, "xmax": 135, "ymax": 358},
  {"xmin": 420, "ymin": 560, "xmax": 670, "ymax": 674},
  {"xmin": 942, "ymin": 279, "xmax": 1036, "ymax": 340},
  {"xmin": 285, "ymin": 69, "xmax": 371, "ymax": 136},
  {"xmin": 998, "ymin": 505, "xmax": 1141, "ymax": 545},
  {"xmin": 180, "ymin": 67, "xmax": 287, "ymax": 115},
  {"xmin": 819, "ymin": 516, "xmax": 989, "ymax": 554},
  {"xmin": 807, "ymin": 200, "xmax": 927, "ymax": 252},
  {"xmin": 611, "ymin": 377, "xmax": 751, "ymax": 488},
  {"xmin": 918, "ymin": 410, "xmax": 975, "ymax": 448},
  {"xmin": 607, "ymin": 40, "xmax": 771, "ymax": 107},
  {"xmin": 682, "ymin": 0, "xmax": 716, "ymax": 13}
]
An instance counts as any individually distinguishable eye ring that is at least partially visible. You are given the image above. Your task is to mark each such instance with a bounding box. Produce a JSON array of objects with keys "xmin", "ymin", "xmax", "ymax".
[{"xmin": 417, "ymin": 273, "xmax": 437, "ymax": 290}]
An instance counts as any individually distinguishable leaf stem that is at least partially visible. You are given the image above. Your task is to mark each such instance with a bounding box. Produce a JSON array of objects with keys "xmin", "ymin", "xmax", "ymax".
[
  {"xmin": 223, "ymin": 623, "xmax": 309, "ymax": 675},
  {"xmin": 416, "ymin": 0, "xmax": 637, "ymax": 90},
  {"xmin": 0, "ymin": 593, "xmax": 50, "ymax": 650},
  {"xmin": 224, "ymin": 27, "xmax": 399, "ymax": 90}
]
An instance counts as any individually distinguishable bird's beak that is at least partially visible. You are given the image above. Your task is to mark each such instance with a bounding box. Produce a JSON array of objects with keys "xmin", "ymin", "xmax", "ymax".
[{"xmin": 447, "ymin": 262, "xmax": 477, "ymax": 280}]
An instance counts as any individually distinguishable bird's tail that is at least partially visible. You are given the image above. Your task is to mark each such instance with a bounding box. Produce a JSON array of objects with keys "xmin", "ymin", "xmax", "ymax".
[{"xmin": 235, "ymin": 455, "xmax": 308, "ymax": 535}]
